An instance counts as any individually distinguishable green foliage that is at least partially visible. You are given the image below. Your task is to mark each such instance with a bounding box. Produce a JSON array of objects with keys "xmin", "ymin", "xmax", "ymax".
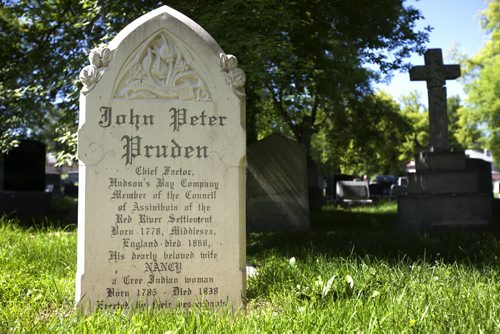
[
  {"xmin": 0, "ymin": 217, "xmax": 76, "ymax": 331},
  {"xmin": 397, "ymin": 91, "xmax": 486, "ymax": 165},
  {"xmin": 447, "ymin": 95, "xmax": 464, "ymax": 151},
  {"xmin": 455, "ymin": 105, "xmax": 485, "ymax": 150},
  {"xmin": 0, "ymin": 114, "xmax": 20, "ymax": 154},
  {"xmin": 53, "ymin": 128, "xmax": 77, "ymax": 166},
  {"xmin": 447, "ymin": 95, "xmax": 486, "ymax": 151},
  {"xmin": 396, "ymin": 92, "xmax": 486, "ymax": 165},
  {"xmin": 311, "ymin": 91, "xmax": 411, "ymax": 176},
  {"xmin": 397, "ymin": 91, "xmax": 429, "ymax": 163},
  {"xmin": 0, "ymin": 0, "xmax": 429, "ymax": 165},
  {"xmin": 462, "ymin": 0, "xmax": 500, "ymax": 162},
  {"xmin": 0, "ymin": 0, "xmax": 107, "ymax": 154}
]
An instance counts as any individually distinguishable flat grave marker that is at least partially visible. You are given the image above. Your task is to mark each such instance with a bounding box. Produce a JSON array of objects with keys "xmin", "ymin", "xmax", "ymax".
[{"xmin": 76, "ymin": 6, "xmax": 246, "ymax": 311}]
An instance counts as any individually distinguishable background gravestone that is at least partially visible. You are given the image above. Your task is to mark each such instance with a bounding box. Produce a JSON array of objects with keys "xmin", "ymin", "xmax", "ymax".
[
  {"xmin": 247, "ymin": 134, "xmax": 309, "ymax": 231},
  {"xmin": 398, "ymin": 49, "xmax": 492, "ymax": 230},
  {"xmin": 0, "ymin": 140, "xmax": 51, "ymax": 219},
  {"xmin": 336, "ymin": 181, "xmax": 372, "ymax": 205},
  {"xmin": 4, "ymin": 140, "xmax": 45, "ymax": 191},
  {"xmin": 466, "ymin": 158, "xmax": 493, "ymax": 195},
  {"xmin": 76, "ymin": 6, "xmax": 246, "ymax": 311},
  {"xmin": 45, "ymin": 173, "xmax": 62, "ymax": 194}
]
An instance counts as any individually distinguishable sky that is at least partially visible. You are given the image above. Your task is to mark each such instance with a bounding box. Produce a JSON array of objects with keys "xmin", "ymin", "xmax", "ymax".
[{"xmin": 376, "ymin": 0, "xmax": 490, "ymax": 106}]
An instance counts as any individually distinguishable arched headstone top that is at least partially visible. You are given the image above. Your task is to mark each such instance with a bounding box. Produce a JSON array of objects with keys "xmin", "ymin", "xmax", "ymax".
[
  {"xmin": 79, "ymin": 6, "xmax": 245, "ymax": 100},
  {"xmin": 76, "ymin": 6, "xmax": 246, "ymax": 312},
  {"xmin": 113, "ymin": 30, "xmax": 213, "ymax": 101}
]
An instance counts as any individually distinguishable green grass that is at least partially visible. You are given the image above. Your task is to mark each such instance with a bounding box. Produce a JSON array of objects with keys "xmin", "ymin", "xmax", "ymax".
[{"xmin": 1, "ymin": 204, "xmax": 500, "ymax": 333}]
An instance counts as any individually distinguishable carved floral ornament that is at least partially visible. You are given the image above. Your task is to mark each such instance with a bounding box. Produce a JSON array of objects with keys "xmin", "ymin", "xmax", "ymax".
[
  {"xmin": 220, "ymin": 53, "xmax": 246, "ymax": 98},
  {"xmin": 79, "ymin": 48, "xmax": 114, "ymax": 94},
  {"xmin": 79, "ymin": 32, "xmax": 245, "ymax": 100},
  {"xmin": 114, "ymin": 32, "xmax": 214, "ymax": 101}
]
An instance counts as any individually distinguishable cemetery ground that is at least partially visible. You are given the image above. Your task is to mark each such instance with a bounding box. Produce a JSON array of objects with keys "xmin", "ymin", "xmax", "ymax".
[{"xmin": 1, "ymin": 202, "xmax": 499, "ymax": 333}]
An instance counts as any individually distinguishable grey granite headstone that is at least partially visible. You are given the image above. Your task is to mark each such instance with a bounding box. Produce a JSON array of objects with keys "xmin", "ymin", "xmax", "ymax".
[{"xmin": 247, "ymin": 134, "xmax": 309, "ymax": 231}]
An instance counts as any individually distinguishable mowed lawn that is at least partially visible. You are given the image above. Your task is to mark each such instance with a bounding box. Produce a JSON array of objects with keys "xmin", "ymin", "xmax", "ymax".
[{"xmin": 1, "ymin": 202, "xmax": 499, "ymax": 333}]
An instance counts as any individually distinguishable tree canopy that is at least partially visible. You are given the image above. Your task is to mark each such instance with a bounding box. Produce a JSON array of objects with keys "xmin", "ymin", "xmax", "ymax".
[
  {"xmin": 0, "ymin": 0, "xmax": 430, "ymax": 174},
  {"xmin": 461, "ymin": 0, "xmax": 500, "ymax": 162},
  {"xmin": 0, "ymin": 0, "xmax": 108, "ymax": 155}
]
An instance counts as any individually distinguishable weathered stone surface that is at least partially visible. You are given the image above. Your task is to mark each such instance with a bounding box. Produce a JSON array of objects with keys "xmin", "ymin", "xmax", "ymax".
[
  {"xmin": 466, "ymin": 158, "xmax": 493, "ymax": 195},
  {"xmin": 409, "ymin": 49, "xmax": 460, "ymax": 152},
  {"xmin": 398, "ymin": 48, "xmax": 491, "ymax": 230},
  {"xmin": 407, "ymin": 170, "xmax": 479, "ymax": 194},
  {"xmin": 398, "ymin": 194, "xmax": 491, "ymax": 230},
  {"xmin": 76, "ymin": 6, "xmax": 246, "ymax": 312},
  {"xmin": 247, "ymin": 134, "xmax": 309, "ymax": 232},
  {"xmin": 415, "ymin": 151, "xmax": 467, "ymax": 170}
]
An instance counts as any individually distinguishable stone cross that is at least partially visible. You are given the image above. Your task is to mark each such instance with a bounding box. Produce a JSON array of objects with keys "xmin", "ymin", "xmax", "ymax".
[{"xmin": 410, "ymin": 48, "xmax": 461, "ymax": 152}]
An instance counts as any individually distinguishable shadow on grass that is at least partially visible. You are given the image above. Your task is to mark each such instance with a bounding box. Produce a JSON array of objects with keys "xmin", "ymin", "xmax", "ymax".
[{"xmin": 247, "ymin": 204, "xmax": 500, "ymax": 268}]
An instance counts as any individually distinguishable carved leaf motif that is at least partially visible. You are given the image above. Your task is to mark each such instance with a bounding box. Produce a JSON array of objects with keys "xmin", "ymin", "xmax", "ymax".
[
  {"xmin": 80, "ymin": 47, "xmax": 114, "ymax": 94},
  {"xmin": 220, "ymin": 53, "xmax": 246, "ymax": 97},
  {"xmin": 221, "ymin": 54, "xmax": 238, "ymax": 71},
  {"xmin": 80, "ymin": 65, "xmax": 99, "ymax": 87},
  {"xmin": 100, "ymin": 48, "xmax": 113, "ymax": 67},
  {"xmin": 114, "ymin": 32, "xmax": 211, "ymax": 101}
]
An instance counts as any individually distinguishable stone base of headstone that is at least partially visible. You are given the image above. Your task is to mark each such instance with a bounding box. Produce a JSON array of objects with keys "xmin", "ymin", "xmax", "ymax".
[
  {"xmin": 0, "ymin": 191, "xmax": 52, "ymax": 219},
  {"xmin": 397, "ymin": 151, "xmax": 492, "ymax": 230},
  {"xmin": 398, "ymin": 194, "xmax": 491, "ymax": 230},
  {"xmin": 415, "ymin": 151, "xmax": 466, "ymax": 170}
]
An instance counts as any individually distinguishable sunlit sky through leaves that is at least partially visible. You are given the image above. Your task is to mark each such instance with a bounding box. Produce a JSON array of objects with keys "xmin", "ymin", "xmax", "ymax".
[{"xmin": 376, "ymin": 0, "xmax": 489, "ymax": 106}]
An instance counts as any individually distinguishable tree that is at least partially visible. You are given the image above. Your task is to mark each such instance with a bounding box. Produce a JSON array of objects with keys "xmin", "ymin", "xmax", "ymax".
[
  {"xmin": 398, "ymin": 91, "xmax": 428, "ymax": 163},
  {"xmin": 461, "ymin": 0, "xmax": 500, "ymax": 162},
  {"xmin": 0, "ymin": 3, "xmax": 26, "ymax": 153},
  {"xmin": 447, "ymin": 95, "xmax": 462, "ymax": 151},
  {"xmin": 310, "ymin": 91, "xmax": 411, "ymax": 176},
  {"xmin": 454, "ymin": 106, "xmax": 485, "ymax": 151},
  {"xmin": 0, "ymin": 0, "xmax": 430, "ymax": 164},
  {"xmin": 0, "ymin": 0, "xmax": 108, "ymax": 157},
  {"xmin": 447, "ymin": 95, "xmax": 485, "ymax": 151}
]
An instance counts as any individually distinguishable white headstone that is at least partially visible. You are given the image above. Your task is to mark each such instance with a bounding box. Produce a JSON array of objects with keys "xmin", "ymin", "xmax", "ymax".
[{"xmin": 76, "ymin": 6, "xmax": 246, "ymax": 311}]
